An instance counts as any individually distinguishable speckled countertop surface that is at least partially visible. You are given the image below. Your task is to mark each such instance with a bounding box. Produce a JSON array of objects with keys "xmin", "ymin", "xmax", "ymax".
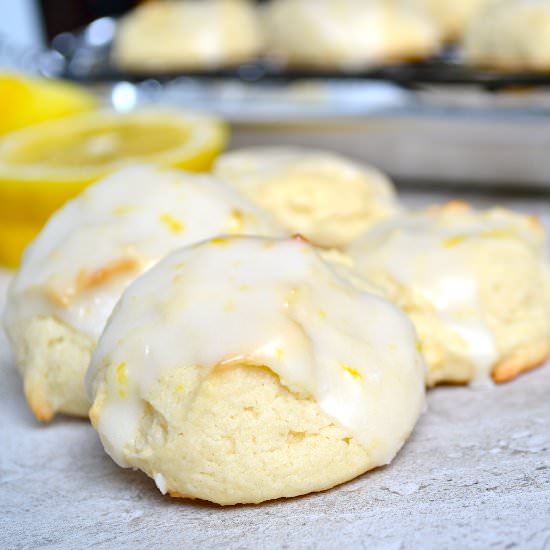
[{"xmin": 1, "ymin": 188, "xmax": 549, "ymax": 550}]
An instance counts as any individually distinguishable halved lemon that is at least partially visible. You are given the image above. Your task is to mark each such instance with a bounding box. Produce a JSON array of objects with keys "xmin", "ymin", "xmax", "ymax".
[
  {"xmin": 0, "ymin": 109, "xmax": 228, "ymax": 266},
  {"xmin": 0, "ymin": 73, "xmax": 97, "ymax": 136}
]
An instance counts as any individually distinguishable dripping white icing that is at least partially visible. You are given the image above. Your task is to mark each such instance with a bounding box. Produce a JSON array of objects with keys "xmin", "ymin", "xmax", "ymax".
[{"xmin": 87, "ymin": 237, "xmax": 426, "ymax": 469}]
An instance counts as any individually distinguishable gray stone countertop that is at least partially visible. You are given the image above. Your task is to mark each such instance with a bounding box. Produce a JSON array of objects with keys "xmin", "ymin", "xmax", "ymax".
[{"xmin": 1, "ymin": 188, "xmax": 549, "ymax": 550}]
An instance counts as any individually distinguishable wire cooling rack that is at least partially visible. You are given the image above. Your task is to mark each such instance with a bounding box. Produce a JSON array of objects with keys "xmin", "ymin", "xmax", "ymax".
[{"xmin": 49, "ymin": 17, "xmax": 550, "ymax": 91}]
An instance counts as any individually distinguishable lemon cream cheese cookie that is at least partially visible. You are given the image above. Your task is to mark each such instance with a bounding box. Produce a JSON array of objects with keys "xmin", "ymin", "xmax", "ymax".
[
  {"xmin": 214, "ymin": 147, "xmax": 400, "ymax": 249},
  {"xmin": 263, "ymin": 0, "xmax": 441, "ymax": 70},
  {"xmin": 348, "ymin": 202, "xmax": 550, "ymax": 387},
  {"xmin": 112, "ymin": 0, "xmax": 263, "ymax": 72},
  {"xmin": 86, "ymin": 236, "xmax": 426, "ymax": 505},
  {"xmin": 464, "ymin": 0, "xmax": 550, "ymax": 72},
  {"xmin": 4, "ymin": 166, "xmax": 282, "ymax": 422}
]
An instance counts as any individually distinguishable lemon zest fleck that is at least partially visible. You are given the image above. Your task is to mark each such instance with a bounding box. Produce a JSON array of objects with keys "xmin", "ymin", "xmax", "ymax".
[
  {"xmin": 172, "ymin": 273, "xmax": 184, "ymax": 285},
  {"xmin": 159, "ymin": 213, "xmax": 184, "ymax": 234},
  {"xmin": 116, "ymin": 362, "xmax": 127, "ymax": 385},
  {"xmin": 211, "ymin": 237, "xmax": 230, "ymax": 246},
  {"xmin": 175, "ymin": 384, "xmax": 185, "ymax": 392},
  {"xmin": 342, "ymin": 363, "xmax": 362, "ymax": 379},
  {"xmin": 444, "ymin": 228, "xmax": 517, "ymax": 249},
  {"xmin": 275, "ymin": 347, "xmax": 284, "ymax": 359},
  {"xmin": 480, "ymin": 228, "xmax": 516, "ymax": 240},
  {"xmin": 113, "ymin": 205, "xmax": 135, "ymax": 216},
  {"xmin": 442, "ymin": 234, "xmax": 469, "ymax": 248},
  {"xmin": 319, "ymin": 310, "xmax": 327, "ymax": 319},
  {"xmin": 228, "ymin": 209, "xmax": 244, "ymax": 233}
]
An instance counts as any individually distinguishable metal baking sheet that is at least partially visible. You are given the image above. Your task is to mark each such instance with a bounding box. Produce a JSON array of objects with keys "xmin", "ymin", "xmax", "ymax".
[
  {"xmin": 1, "ymin": 189, "xmax": 549, "ymax": 549},
  {"xmin": 228, "ymin": 110, "xmax": 550, "ymax": 189}
]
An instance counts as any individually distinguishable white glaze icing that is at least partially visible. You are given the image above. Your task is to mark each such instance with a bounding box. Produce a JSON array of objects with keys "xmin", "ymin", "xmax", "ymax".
[
  {"xmin": 87, "ymin": 237, "xmax": 426, "ymax": 468},
  {"xmin": 154, "ymin": 473, "xmax": 167, "ymax": 495},
  {"xmin": 4, "ymin": 165, "xmax": 282, "ymax": 341},
  {"xmin": 214, "ymin": 147, "xmax": 398, "ymax": 207},
  {"xmin": 348, "ymin": 209, "xmax": 541, "ymax": 385}
]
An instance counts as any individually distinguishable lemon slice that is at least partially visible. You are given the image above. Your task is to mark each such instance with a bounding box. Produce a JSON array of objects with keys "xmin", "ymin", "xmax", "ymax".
[
  {"xmin": 0, "ymin": 73, "xmax": 97, "ymax": 136},
  {"xmin": 0, "ymin": 109, "xmax": 228, "ymax": 266}
]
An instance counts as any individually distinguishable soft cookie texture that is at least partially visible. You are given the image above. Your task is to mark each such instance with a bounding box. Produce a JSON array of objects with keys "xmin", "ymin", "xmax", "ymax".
[
  {"xmin": 87, "ymin": 236, "xmax": 426, "ymax": 505},
  {"xmin": 263, "ymin": 0, "xmax": 441, "ymax": 70},
  {"xmin": 4, "ymin": 166, "xmax": 281, "ymax": 422},
  {"xmin": 464, "ymin": 0, "xmax": 550, "ymax": 72},
  {"xmin": 112, "ymin": 0, "xmax": 264, "ymax": 72},
  {"xmin": 214, "ymin": 147, "xmax": 400, "ymax": 249},
  {"xmin": 409, "ymin": 0, "xmax": 495, "ymax": 41},
  {"xmin": 348, "ymin": 202, "xmax": 550, "ymax": 386}
]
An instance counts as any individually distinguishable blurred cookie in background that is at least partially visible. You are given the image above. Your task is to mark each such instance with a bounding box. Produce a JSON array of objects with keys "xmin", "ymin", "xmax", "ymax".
[
  {"xmin": 112, "ymin": 0, "xmax": 264, "ymax": 72},
  {"xmin": 464, "ymin": 0, "xmax": 550, "ymax": 72},
  {"xmin": 263, "ymin": 0, "xmax": 441, "ymax": 71}
]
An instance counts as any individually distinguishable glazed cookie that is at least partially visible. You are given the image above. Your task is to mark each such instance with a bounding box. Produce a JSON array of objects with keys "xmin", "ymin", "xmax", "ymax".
[
  {"xmin": 409, "ymin": 0, "xmax": 495, "ymax": 41},
  {"xmin": 263, "ymin": 0, "xmax": 441, "ymax": 70},
  {"xmin": 464, "ymin": 0, "xmax": 550, "ymax": 72},
  {"xmin": 4, "ymin": 166, "xmax": 281, "ymax": 422},
  {"xmin": 87, "ymin": 236, "xmax": 426, "ymax": 505},
  {"xmin": 214, "ymin": 147, "xmax": 400, "ymax": 249},
  {"xmin": 112, "ymin": 0, "xmax": 263, "ymax": 72},
  {"xmin": 348, "ymin": 202, "xmax": 550, "ymax": 386}
]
